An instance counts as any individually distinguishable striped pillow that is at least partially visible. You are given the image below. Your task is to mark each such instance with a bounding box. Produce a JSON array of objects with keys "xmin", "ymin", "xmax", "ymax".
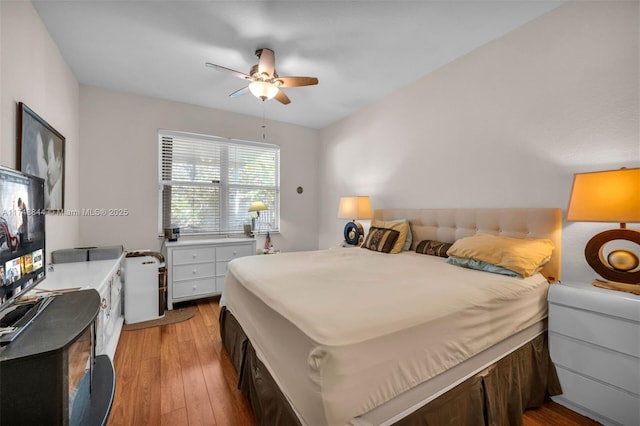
[
  {"xmin": 415, "ymin": 240, "xmax": 453, "ymax": 257},
  {"xmin": 361, "ymin": 227, "xmax": 400, "ymax": 253},
  {"xmin": 371, "ymin": 219, "xmax": 410, "ymax": 253}
]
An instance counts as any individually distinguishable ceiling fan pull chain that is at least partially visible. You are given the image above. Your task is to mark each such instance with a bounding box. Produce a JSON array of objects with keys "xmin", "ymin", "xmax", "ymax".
[{"xmin": 262, "ymin": 104, "xmax": 267, "ymax": 141}]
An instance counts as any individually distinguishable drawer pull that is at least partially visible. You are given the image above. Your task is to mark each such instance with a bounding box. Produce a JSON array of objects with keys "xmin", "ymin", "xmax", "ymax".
[
  {"xmin": 192, "ymin": 269, "xmax": 197, "ymax": 274},
  {"xmin": 192, "ymin": 253, "xmax": 197, "ymax": 259},
  {"xmin": 101, "ymin": 298, "xmax": 108, "ymax": 310},
  {"xmin": 233, "ymin": 251, "xmax": 237, "ymax": 256}
]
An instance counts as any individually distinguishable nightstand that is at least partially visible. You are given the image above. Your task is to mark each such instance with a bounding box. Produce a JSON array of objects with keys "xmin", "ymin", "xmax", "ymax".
[
  {"xmin": 548, "ymin": 281, "xmax": 640, "ymax": 426},
  {"xmin": 332, "ymin": 241, "xmax": 361, "ymax": 249}
]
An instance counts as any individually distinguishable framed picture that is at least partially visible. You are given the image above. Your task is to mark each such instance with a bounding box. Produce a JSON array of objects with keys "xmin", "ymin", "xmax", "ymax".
[{"xmin": 16, "ymin": 102, "xmax": 65, "ymax": 211}]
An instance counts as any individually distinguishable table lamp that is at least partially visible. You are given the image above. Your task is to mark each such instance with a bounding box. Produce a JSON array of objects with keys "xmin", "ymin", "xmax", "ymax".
[
  {"xmin": 337, "ymin": 196, "xmax": 373, "ymax": 245},
  {"xmin": 566, "ymin": 167, "xmax": 640, "ymax": 285},
  {"xmin": 248, "ymin": 201, "xmax": 268, "ymax": 237}
]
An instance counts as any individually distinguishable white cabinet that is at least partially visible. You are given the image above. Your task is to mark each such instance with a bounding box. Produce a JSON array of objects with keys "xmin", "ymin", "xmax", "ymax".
[
  {"xmin": 164, "ymin": 238, "xmax": 255, "ymax": 309},
  {"xmin": 548, "ymin": 281, "xmax": 640, "ymax": 426},
  {"xmin": 37, "ymin": 255, "xmax": 125, "ymax": 359}
]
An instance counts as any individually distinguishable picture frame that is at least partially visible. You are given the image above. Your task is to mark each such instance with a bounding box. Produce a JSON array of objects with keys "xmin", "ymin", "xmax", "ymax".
[{"xmin": 16, "ymin": 102, "xmax": 65, "ymax": 211}]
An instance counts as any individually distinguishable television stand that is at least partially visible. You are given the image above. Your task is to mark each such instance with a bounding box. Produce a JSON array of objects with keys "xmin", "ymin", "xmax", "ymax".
[{"xmin": 0, "ymin": 289, "xmax": 115, "ymax": 425}]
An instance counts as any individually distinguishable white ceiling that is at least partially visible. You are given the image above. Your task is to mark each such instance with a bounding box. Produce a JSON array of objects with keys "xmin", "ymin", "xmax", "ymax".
[{"xmin": 33, "ymin": 0, "xmax": 563, "ymax": 129}]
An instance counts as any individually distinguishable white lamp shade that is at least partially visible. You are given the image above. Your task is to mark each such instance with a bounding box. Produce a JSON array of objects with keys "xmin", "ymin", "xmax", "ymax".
[
  {"xmin": 249, "ymin": 81, "xmax": 278, "ymax": 101},
  {"xmin": 337, "ymin": 196, "xmax": 373, "ymax": 220}
]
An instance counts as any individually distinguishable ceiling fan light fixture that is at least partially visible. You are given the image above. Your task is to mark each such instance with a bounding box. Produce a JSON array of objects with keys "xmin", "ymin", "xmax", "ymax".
[
  {"xmin": 249, "ymin": 81, "xmax": 278, "ymax": 101},
  {"xmin": 207, "ymin": 48, "xmax": 316, "ymax": 105}
]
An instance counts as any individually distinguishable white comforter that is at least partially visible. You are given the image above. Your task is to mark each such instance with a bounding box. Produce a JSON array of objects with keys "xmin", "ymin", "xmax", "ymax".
[{"xmin": 224, "ymin": 248, "xmax": 549, "ymax": 425}]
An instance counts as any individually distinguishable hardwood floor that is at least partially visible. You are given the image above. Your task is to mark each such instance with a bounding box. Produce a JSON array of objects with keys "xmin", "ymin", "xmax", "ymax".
[
  {"xmin": 108, "ymin": 297, "xmax": 254, "ymax": 426},
  {"xmin": 108, "ymin": 297, "xmax": 600, "ymax": 426}
]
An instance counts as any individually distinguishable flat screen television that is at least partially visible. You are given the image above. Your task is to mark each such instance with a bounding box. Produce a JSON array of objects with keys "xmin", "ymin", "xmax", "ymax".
[{"xmin": 0, "ymin": 165, "xmax": 46, "ymax": 313}]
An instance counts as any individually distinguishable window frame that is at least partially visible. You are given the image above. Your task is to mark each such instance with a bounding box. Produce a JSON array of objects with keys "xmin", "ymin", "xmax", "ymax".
[{"xmin": 158, "ymin": 130, "xmax": 280, "ymax": 236}]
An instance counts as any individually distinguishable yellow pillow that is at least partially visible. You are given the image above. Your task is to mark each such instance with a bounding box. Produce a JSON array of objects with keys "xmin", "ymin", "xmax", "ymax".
[
  {"xmin": 446, "ymin": 234, "xmax": 555, "ymax": 277},
  {"xmin": 371, "ymin": 220, "xmax": 408, "ymax": 254}
]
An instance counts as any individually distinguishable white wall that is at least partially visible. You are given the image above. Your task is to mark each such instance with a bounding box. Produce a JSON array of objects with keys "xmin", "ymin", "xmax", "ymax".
[
  {"xmin": 79, "ymin": 86, "xmax": 319, "ymax": 253},
  {"xmin": 318, "ymin": 1, "xmax": 639, "ymax": 283},
  {"xmin": 0, "ymin": 1, "xmax": 80, "ymax": 261}
]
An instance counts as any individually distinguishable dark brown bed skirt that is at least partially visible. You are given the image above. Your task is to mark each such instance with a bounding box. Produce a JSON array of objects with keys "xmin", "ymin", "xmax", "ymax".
[{"xmin": 220, "ymin": 306, "xmax": 561, "ymax": 426}]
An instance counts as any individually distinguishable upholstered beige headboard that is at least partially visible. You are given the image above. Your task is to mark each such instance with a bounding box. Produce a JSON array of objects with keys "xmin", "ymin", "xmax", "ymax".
[{"xmin": 373, "ymin": 208, "xmax": 562, "ymax": 282}]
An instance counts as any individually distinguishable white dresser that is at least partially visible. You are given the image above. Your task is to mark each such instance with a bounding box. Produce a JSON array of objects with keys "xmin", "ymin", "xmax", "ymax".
[
  {"xmin": 37, "ymin": 255, "xmax": 125, "ymax": 360},
  {"xmin": 548, "ymin": 281, "xmax": 640, "ymax": 426},
  {"xmin": 163, "ymin": 238, "xmax": 255, "ymax": 309}
]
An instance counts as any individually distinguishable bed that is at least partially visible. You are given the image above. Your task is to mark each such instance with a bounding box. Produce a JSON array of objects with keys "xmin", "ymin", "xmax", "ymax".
[{"xmin": 219, "ymin": 208, "xmax": 563, "ymax": 425}]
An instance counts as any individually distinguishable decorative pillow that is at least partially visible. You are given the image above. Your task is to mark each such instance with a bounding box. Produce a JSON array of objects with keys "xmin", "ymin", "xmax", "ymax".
[
  {"xmin": 446, "ymin": 256, "xmax": 520, "ymax": 277},
  {"xmin": 446, "ymin": 233, "xmax": 555, "ymax": 278},
  {"xmin": 370, "ymin": 220, "xmax": 409, "ymax": 253},
  {"xmin": 361, "ymin": 227, "xmax": 400, "ymax": 253},
  {"xmin": 415, "ymin": 240, "xmax": 453, "ymax": 258},
  {"xmin": 385, "ymin": 219, "xmax": 412, "ymax": 251}
]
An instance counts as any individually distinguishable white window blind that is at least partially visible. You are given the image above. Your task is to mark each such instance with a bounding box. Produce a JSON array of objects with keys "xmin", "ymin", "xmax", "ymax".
[{"xmin": 159, "ymin": 130, "xmax": 280, "ymax": 235}]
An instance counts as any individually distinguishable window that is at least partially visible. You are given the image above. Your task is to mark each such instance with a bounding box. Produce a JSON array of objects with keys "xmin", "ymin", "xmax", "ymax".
[{"xmin": 159, "ymin": 130, "xmax": 280, "ymax": 235}]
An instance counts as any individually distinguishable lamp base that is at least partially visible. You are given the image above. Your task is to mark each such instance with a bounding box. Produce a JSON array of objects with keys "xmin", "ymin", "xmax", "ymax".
[
  {"xmin": 592, "ymin": 278, "xmax": 640, "ymax": 295},
  {"xmin": 343, "ymin": 221, "xmax": 364, "ymax": 245},
  {"xmin": 585, "ymin": 228, "xmax": 640, "ymax": 284}
]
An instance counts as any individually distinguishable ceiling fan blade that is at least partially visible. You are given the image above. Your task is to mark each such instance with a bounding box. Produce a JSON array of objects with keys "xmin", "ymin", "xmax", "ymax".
[
  {"xmin": 205, "ymin": 62, "xmax": 250, "ymax": 80},
  {"xmin": 229, "ymin": 86, "xmax": 250, "ymax": 98},
  {"xmin": 256, "ymin": 48, "xmax": 275, "ymax": 77},
  {"xmin": 274, "ymin": 89, "xmax": 291, "ymax": 105},
  {"xmin": 276, "ymin": 76, "xmax": 319, "ymax": 88}
]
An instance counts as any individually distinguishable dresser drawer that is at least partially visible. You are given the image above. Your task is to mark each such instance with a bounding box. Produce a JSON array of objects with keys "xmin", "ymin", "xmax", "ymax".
[
  {"xmin": 554, "ymin": 366, "xmax": 640, "ymax": 426},
  {"xmin": 217, "ymin": 244, "xmax": 253, "ymax": 261},
  {"xmin": 172, "ymin": 247, "xmax": 216, "ymax": 265},
  {"xmin": 173, "ymin": 277, "xmax": 216, "ymax": 299},
  {"xmin": 549, "ymin": 303, "xmax": 640, "ymax": 357},
  {"xmin": 173, "ymin": 263, "xmax": 215, "ymax": 282},
  {"xmin": 549, "ymin": 333, "xmax": 640, "ymax": 395},
  {"xmin": 164, "ymin": 239, "xmax": 255, "ymax": 310}
]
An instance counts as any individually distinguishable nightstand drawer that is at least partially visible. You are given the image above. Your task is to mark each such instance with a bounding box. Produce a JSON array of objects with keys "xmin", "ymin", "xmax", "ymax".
[
  {"xmin": 173, "ymin": 263, "xmax": 215, "ymax": 282},
  {"xmin": 173, "ymin": 277, "xmax": 216, "ymax": 298},
  {"xmin": 172, "ymin": 247, "xmax": 216, "ymax": 265},
  {"xmin": 549, "ymin": 303, "xmax": 640, "ymax": 357},
  {"xmin": 554, "ymin": 366, "xmax": 640, "ymax": 426},
  {"xmin": 217, "ymin": 244, "xmax": 253, "ymax": 261},
  {"xmin": 549, "ymin": 333, "xmax": 640, "ymax": 395}
]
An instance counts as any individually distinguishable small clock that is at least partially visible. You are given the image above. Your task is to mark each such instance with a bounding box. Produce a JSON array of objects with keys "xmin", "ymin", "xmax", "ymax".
[{"xmin": 343, "ymin": 221, "xmax": 364, "ymax": 245}]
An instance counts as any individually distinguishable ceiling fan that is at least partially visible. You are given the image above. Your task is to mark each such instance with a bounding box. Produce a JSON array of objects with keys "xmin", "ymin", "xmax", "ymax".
[{"xmin": 205, "ymin": 48, "xmax": 318, "ymax": 105}]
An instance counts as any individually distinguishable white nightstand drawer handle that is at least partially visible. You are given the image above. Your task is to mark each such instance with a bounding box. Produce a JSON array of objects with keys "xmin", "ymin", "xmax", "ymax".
[
  {"xmin": 192, "ymin": 253, "xmax": 197, "ymax": 259},
  {"xmin": 192, "ymin": 269, "xmax": 197, "ymax": 274}
]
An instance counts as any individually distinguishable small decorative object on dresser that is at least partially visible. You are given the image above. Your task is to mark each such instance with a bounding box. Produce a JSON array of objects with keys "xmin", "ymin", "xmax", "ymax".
[
  {"xmin": 248, "ymin": 201, "xmax": 268, "ymax": 237},
  {"xmin": 566, "ymin": 167, "xmax": 640, "ymax": 287},
  {"xmin": 163, "ymin": 238, "xmax": 255, "ymax": 309},
  {"xmin": 548, "ymin": 281, "xmax": 640, "ymax": 426}
]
